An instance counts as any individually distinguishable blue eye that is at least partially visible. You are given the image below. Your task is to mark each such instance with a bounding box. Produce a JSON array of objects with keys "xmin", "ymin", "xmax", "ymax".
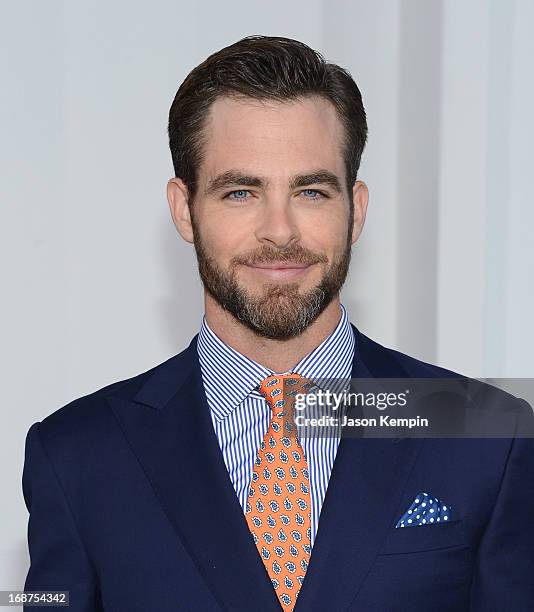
[
  {"xmin": 301, "ymin": 189, "xmax": 323, "ymax": 200},
  {"xmin": 224, "ymin": 188, "xmax": 326, "ymax": 202},
  {"xmin": 226, "ymin": 190, "xmax": 251, "ymax": 201}
]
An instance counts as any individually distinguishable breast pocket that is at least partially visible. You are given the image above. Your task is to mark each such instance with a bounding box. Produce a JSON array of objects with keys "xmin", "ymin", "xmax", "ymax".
[{"xmin": 378, "ymin": 519, "xmax": 469, "ymax": 555}]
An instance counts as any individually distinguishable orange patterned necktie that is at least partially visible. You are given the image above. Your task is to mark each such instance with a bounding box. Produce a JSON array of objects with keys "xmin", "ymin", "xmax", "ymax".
[{"xmin": 245, "ymin": 373, "xmax": 314, "ymax": 611}]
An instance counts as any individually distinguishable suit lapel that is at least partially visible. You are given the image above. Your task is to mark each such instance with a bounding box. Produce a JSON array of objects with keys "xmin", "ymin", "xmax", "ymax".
[
  {"xmin": 294, "ymin": 325, "xmax": 424, "ymax": 611},
  {"xmin": 108, "ymin": 337, "xmax": 281, "ymax": 612}
]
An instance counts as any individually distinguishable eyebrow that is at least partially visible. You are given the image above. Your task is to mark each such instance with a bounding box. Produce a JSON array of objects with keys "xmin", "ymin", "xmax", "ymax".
[{"xmin": 204, "ymin": 169, "xmax": 343, "ymax": 196}]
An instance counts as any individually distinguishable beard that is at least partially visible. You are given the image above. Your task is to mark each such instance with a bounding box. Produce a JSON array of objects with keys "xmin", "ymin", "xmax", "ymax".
[{"xmin": 190, "ymin": 216, "xmax": 353, "ymax": 340}]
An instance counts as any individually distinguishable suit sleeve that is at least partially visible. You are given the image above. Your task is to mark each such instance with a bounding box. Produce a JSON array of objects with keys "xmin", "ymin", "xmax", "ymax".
[
  {"xmin": 22, "ymin": 421, "xmax": 101, "ymax": 611},
  {"xmin": 469, "ymin": 400, "xmax": 534, "ymax": 610}
]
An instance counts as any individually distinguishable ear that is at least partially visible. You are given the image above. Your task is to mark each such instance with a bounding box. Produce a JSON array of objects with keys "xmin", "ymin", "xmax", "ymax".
[
  {"xmin": 350, "ymin": 180, "xmax": 369, "ymax": 244},
  {"xmin": 167, "ymin": 177, "xmax": 194, "ymax": 244}
]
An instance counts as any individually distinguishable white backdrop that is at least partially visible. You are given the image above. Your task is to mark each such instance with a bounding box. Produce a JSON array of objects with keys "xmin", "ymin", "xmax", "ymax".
[{"xmin": 2, "ymin": 0, "xmax": 533, "ymax": 588}]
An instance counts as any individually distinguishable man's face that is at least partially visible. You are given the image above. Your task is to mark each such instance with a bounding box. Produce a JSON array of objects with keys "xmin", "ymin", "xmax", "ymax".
[{"xmin": 171, "ymin": 95, "xmax": 366, "ymax": 340}]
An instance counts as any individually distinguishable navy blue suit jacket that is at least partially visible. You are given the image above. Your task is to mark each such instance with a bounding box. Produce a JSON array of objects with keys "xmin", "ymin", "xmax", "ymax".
[{"xmin": 22, "ymin": 324, "xmax": 534, "ymax": 611}]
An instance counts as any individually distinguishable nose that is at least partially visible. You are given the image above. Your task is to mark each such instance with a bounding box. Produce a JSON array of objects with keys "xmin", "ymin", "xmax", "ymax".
[{"xmin": 254, "ymin": 199, "xmax": 301, "ymax": 249}]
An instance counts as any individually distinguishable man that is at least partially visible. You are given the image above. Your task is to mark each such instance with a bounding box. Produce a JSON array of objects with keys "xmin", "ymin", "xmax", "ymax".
[{"xmin": 23, "ymin": 35, "xmax": 534, "ymax": 611}]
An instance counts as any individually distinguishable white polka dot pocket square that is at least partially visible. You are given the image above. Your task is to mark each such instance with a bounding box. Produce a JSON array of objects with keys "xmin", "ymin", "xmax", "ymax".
[{"xmin": 395, "ymin": 491, "xmax": 452, "ymax": 528}]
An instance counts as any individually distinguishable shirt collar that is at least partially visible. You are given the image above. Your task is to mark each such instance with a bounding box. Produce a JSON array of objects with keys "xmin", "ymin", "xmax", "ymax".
[{"xmin": 197, "ymin": 303, "xmax": 355, "ymax": 422}]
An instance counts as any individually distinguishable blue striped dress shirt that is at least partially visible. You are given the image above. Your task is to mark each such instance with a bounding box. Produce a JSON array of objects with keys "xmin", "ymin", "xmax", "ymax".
[{"xmin": 197, "ymin": 302, "xmax": 355, "ymax": 547}]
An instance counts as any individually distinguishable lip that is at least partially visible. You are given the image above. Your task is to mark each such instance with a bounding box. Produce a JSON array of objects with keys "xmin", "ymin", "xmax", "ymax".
[{"xmin": 244, "ymin": 262, "xmax": 313, "ymax": 280}]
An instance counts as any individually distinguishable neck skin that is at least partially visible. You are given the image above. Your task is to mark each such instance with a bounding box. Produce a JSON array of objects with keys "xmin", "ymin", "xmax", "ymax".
[{"xmin": 204, "ymin": 293, "xmax": 342, "ymax": 373}]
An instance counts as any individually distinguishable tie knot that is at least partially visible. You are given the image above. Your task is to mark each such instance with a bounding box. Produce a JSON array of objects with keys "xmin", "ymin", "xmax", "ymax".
[{"xmin": 258, "ymin": 373, "xmax": 312, "ymax": 412}]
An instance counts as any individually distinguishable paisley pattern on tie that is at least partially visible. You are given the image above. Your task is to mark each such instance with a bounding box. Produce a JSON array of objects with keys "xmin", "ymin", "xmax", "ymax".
[{"xmin": 245, "ymin": 374, "xmax": 314, "ymax": 611}]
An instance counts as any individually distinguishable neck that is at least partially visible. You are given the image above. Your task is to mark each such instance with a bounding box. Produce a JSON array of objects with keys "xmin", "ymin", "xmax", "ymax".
[{"xmin": 204, "ymin": 294, "xmax": 342, "ymax": 373}]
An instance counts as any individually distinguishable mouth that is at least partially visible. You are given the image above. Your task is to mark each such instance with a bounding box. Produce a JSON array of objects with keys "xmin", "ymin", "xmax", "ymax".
[{"xmin": 243, "ymin": 262, "xmax": 314, "ymax": 280}]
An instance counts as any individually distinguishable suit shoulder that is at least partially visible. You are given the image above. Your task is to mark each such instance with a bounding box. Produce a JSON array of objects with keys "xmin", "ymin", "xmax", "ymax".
[
  {"xmin": 34, "ymin": 337, "xmax": 198, "ymax": 440},
  {"xmin": 381, "ymin": 343, "xmax": 462, "ymax": 378},
  {"xmin": 353, "ymin": 325, "xmax": 532, "ymax": 423},
  {"xmin": 353, "ymin": 325, "xmax": 463, "ymax": 378}
]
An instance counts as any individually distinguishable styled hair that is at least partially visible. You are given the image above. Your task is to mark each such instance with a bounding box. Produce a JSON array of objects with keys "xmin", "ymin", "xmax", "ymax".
[{"xmin": 168, "ymin": 35, "xmax": 367, "ymax": 206}]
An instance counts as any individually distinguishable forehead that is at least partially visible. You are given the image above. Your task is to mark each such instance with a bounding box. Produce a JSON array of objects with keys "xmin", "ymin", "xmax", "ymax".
[{"xmin": 200, "ymin": 95, "xmax": 346, "ymax": 182}]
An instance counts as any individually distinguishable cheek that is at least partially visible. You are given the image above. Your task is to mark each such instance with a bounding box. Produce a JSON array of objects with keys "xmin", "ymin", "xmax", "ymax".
[
  {"xmin": 300, "ymin": 215, "xmax": 346, "ymax": 252},
  {"xmin": 198, "ymin": 216, "xmax": 252, "ymax": 260},
  {"xmin": 200, "ymin": 203, "xmax": 277, "ymax": 255}
]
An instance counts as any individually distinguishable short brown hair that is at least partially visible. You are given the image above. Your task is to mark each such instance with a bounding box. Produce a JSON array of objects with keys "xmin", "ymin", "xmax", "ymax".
[{"xmin": 168, "ymin": 35, "xmax": 367, "ymax": 206}]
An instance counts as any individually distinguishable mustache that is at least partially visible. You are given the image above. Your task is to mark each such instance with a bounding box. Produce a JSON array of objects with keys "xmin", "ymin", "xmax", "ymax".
[{"xmin": 232, "ymin": 246, "xmax": 328, "ymax": 267}]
